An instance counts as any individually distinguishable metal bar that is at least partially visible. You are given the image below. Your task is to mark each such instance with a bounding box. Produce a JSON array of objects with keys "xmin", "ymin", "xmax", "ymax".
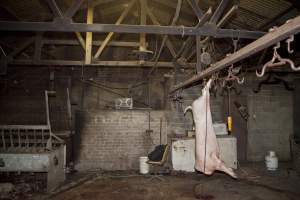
[
  {"xmin": 85, "ymin": 1, "xmax": 94, "ymax": 64},
  {"xmin": 139, "ymin": 0, "xmax": 147, "ymax": 52},
  {"xmin": 42, "ymin": 39, "xmax": 143, "ymax": 47},
  {"xmin": 34, "ymin": 33, "xmax": 43, "ymax": 64},
  {"xmin": 94, "ymin": 0, "xmax": 136, "ymax": 59},
  {"xmin": 10, "ymin": 130, "xmax": 13, "ymax": 148},
  {"xmin": 187, "ymin": 0, "xmax": 203, "ymax": 20},
  {"xmin": 210, "ymin": 0, "xmax": 229, "ymax": 24},
  {"xmin": 46, "ymin": 0, "xmax": 64, "ymax": 18},
  {"xmin": 0, "ymin": 21, "xmax": 265, "ymax": 39},
  {"xmin": 18, "ymin": 129, "xmax": 20, "ymax": 148},
  {"xmin": 66, "ymin": 88, "xmax": 72, "ymax": 130},
  {"xmin": 0, "ymin": 125, "xmax": 50, "ymax": 130},
  {"xmin": 45, "ymin": 91, "xmax": 51, "ymax": 129},
  {"xmin": 196, "ymin": 35, "xmax": 202, "ymax": 73},
  {"xmin": 75, "ymin": 32, "xmax": 86, "ymax": 50},
  {"xmin": 64, "ymin": 0, "xmax": 85, "ymax": 18},
  {"xmin": 25, "ymin": 129, "xmax": 29, "ymax": 148},
  {"xmin": 170, "ymin": 15, "xmax": 300, "ymax": 93},
  {"xmin": 1, "ymin": 130, "xmax": 5, "ymax": 150},
  {"xmin": 10, "ymin": 59, "xmax": 196, "ymax": 68},
  {"xmin": 42, "ymin": 129, "xmax": 45, "ymax": 148}
]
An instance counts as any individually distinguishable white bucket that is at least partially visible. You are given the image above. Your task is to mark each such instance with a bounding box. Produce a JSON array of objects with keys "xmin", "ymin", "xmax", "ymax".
[
  {"xmin": 139, "ymin": 156, "xmax": 149, "ymax": 174},
  {"xmin": 265, "ymin": 151, "xmax": 278, "ymax": 171}
]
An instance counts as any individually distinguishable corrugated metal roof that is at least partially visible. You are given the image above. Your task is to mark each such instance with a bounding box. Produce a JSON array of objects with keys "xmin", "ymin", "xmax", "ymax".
[{"xmin": 0, "ymin": 0, "xmax": 297, "ymax": 31}]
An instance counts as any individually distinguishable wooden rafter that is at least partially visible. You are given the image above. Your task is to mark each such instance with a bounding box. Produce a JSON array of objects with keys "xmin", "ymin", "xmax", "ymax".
[
  {"xmin": 93, "ymin": 0, "xmax": 136, "ymax": 59},
  {"xmin": 85, "ymin": 1, "xmax": 94, "ymax": 64}
]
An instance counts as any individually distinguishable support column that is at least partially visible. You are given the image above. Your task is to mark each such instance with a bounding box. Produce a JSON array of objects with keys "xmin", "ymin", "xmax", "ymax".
[
  {"xmin": 85, "ymin": 1, "xmax": 94, "ymax": 64},
  {"xmin": 139, "ymin": 0, "xmax": 147, "ymax": 52}
]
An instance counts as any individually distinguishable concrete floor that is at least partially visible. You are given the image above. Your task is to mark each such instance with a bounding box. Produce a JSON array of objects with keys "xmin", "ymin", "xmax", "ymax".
[{"xmin": 47, "ymin": 163, "xmax": 300, "ymax": 200}]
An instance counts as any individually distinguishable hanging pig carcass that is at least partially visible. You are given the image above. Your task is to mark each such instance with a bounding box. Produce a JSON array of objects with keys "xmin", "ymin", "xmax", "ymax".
[{"xmin": 184, "ymin": 79, "xmax": 237, "ymax": 178}]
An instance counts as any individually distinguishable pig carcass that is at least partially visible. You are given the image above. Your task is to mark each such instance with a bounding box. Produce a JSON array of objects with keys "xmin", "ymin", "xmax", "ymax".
[{"xmin": 184, "ymin": 79, "xmax": 237, "ymax": 178}]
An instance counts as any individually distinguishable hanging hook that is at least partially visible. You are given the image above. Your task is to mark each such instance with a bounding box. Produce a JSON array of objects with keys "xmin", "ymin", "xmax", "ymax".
[
  {"xmin": 286, "ymin": 35, "xmax": 294, "ymax": 54},
  {"xmin": 257, "ymin": 42, "xmax": 300, "ymax": 77},
  {"xmin": 223, "ymin": 64, "xmax": 245, "ymax": 85},
  {"xmin": 232, "ymin": 37, "xmax": 239, "ymax": 52}
]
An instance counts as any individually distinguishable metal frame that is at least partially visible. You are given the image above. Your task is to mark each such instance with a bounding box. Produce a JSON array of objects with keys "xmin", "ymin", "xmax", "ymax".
[{"xmin": 170, "ymin": 15, "xmax": 300, "ymax": 93}]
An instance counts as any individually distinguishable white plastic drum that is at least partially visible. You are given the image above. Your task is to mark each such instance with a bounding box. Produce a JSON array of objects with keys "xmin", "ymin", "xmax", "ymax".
[{"xmin": 139, "ymin": 156, "xmax": 149, "ymax": 174}]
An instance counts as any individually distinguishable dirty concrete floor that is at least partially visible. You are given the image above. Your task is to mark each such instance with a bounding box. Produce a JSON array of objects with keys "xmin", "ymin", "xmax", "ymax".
[{"xmin": 48, "ymin": 163, "xmax": 300, "ymax": 200}]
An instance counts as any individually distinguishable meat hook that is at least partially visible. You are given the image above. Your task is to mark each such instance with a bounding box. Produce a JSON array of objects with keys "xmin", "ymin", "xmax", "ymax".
[
  {"xmin": 223, "ymin": 65, "xmax": 245, "ymax": 86},
  {"xmin": 256, "ymin": 42, "xmax": 300, "ymax": 77},
  {"xmin": 286, "ymin": 35, "xmax": 294, "ymax": 54}
]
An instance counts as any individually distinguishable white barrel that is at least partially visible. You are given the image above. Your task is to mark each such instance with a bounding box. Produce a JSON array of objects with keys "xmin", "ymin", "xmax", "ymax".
[{"xmin": 139, "ymin": 156, "xmax": 149, "ymax": 174}]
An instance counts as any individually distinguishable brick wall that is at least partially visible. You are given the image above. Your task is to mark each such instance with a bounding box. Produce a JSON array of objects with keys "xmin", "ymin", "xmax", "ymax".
[
  {"xmin": 244, "ymin": 75, "xmax": 293, "ymax": 161},
  {"xmin": 73, "ymin": 88, "xmax": 225, "ymax": 171},
  {"xmin": 74, "ymin": 110, "xmax": 169, "ymax": 171}
]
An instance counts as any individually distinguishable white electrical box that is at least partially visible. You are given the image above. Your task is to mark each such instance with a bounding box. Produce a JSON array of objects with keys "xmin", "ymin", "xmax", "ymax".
[
  {"xmin": 115, "ymin": 98, "xmax": 133, "ymax": 109},
  {"xmin": 171, "ymin": 135, "xmax": 237, "ymax": 172}
]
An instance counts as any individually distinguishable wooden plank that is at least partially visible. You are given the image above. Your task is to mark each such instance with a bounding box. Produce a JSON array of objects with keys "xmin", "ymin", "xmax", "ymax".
[
  {"xmin": 42, "ymin": 39, "xmax": 144, "ymax": 47},
  {"xmin": 170, "ymin": 15, "xmax": 300, "ymax": 93},
  {"xmin": 139, "ymin": 0, "xmax": 147, "ymax": 52},
  {"xmin": 10, "ymin": 59, "xmax": 196, "ymax": 68},
  {"xmin": 94, "ymin": 0, "xmax": 136, "ymax": 59},
  {"xmin": 85, "ymin": 1, "xmax": 94, "ymax": 64},
  {"xmin": 75, "ymin": 32, "xmax": 86, "ymax": 50},
  {"xmin": 0, "ymin": 21, "xmax": 265, "ymax": 38}
]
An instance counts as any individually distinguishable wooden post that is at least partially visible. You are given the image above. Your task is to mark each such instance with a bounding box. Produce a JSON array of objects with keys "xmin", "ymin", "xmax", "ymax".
[
  {"xmin": 139, "ymin": 0, "xmax": 147, "ymax": 52},
  {"xmin": 85, "ymin": 1, "xmax": 94, "ymax": 64}
]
